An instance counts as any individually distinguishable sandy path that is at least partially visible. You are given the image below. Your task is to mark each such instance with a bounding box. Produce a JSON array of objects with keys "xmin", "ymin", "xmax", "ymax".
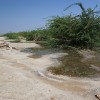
[{"xmin": 0, "ymin": 37, "xmax": 100, "ymax": 100}]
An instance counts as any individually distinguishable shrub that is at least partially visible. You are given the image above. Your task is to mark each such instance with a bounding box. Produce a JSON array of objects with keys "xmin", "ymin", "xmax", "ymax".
[{"xmin": 47, "ymin": 3, "xmax": 100, "ymax": 48}]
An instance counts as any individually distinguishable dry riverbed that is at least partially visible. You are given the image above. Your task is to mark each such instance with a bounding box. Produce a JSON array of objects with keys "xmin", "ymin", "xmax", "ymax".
[{"xmin": 0, "ymin": 37, "xmax": 100, "ymax": 100}]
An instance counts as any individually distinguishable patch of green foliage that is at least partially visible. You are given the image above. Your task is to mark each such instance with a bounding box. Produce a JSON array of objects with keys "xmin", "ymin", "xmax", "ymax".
[
  {"xmin": 4, "ymin": 29, "xmax": 50, "ymax": 43},
  {"xmin": 47, "ymin": 3, "xmax": 100, "ymax": 49},
  {"xmin": 25, "ymin": 29, "xmax": 50, "ymax": 41},
  {"xmin": 4, "ymin": 32, "xmax": 19, "ymax": 39}
]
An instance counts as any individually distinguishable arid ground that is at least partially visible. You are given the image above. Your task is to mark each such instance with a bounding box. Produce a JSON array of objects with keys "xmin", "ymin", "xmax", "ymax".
[{"xmin": 0, "ymin": 37, "xmax": 100, "ymax": 100}]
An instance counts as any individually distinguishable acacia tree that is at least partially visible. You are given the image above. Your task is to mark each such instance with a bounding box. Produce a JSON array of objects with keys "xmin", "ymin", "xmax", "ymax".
[{"xmin": 48, "ymin": 3, "xmax": 100, "ymax": 48}]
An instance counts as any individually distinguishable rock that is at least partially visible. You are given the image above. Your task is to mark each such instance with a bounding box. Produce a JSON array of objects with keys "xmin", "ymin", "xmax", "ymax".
[
  {"xmin": 12, "ymin": 47, "xmax": 18, "ymax": 50},
  {"xmin": 95, "ymin": 94, "xmax": 100, "ymax": 100},
  {"xmin": 90, "ymin": 64, "xmax": 100, "ymax": 71},
  {"xmin": 0, "ymin": 40, "xmax": 7, "ymax": 47},
  {"xmin": 0, "ymin": 40, "xmax": 11, "ymax": 49}
]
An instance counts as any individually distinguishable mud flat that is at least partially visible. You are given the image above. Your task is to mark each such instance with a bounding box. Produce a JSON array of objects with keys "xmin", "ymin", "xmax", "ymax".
[{"xmin": 0, "ymin": 37, "xmax": 100, "ymax": 100}]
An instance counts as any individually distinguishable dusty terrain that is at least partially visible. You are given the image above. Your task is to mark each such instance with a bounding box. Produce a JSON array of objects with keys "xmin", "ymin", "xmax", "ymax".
[{"xmin": 0, "ymin": 37, "xmax": 100, "ymax": 100}]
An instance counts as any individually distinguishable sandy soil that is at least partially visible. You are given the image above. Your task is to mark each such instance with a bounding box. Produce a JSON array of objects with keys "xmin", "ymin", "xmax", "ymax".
[{"xmin": 0, "ymin": 37, "xmax": 100, "ymax": 100}]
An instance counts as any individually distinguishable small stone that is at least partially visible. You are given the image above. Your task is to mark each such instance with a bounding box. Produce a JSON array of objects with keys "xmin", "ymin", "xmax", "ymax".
[
  {"xmin": 95, "ymin": 94, "xmax": 100, "ymax": 100},
  {"xmin": 51, "ymin": 97, "xmax": 54, "ymax": 100}
]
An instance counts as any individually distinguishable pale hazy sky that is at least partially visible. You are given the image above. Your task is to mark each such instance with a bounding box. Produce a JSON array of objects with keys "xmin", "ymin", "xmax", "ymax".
[{"xmin": 0, "ymin": 0, "xmax": 100, "ymax": 34}]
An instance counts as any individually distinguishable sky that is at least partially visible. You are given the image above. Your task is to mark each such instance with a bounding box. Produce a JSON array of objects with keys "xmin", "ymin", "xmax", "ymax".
[{"xmin": 0, "ymin": 0, "xmax": 100, "ymax": 34}]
